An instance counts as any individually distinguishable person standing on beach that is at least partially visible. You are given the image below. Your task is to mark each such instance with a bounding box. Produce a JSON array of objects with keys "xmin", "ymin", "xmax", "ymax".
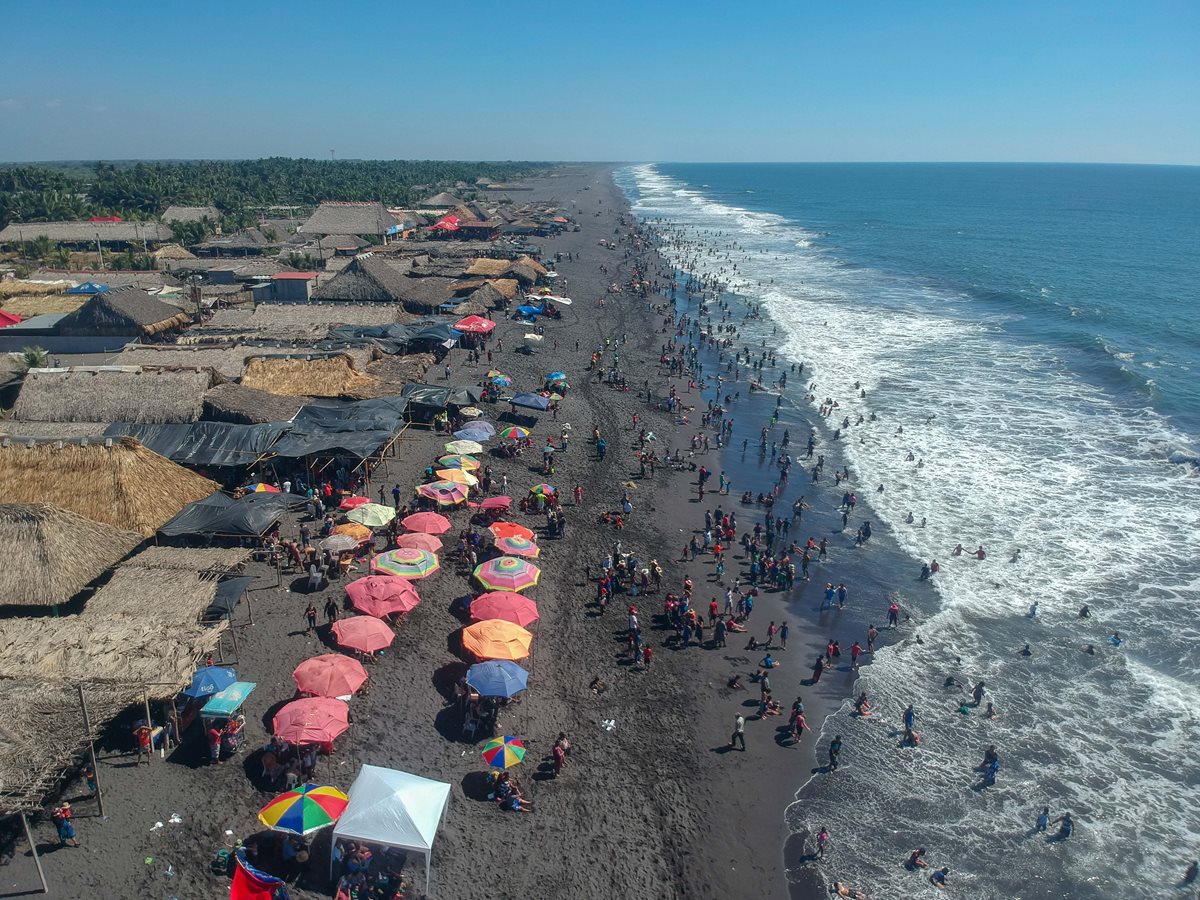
[
  {"xmin": 729, "ymin": 714, "xmax": 746, "ymax": 751},
  {"xmin": 828, "ymin": 735, "xmax": 843, "ymax": 771},
  {"xmin": 324, "ymin": 597, "xmax": 339, "ymax": 625},
  {"xmin": 304, "ymin": 602, "xmax": 318, "ymax": 635},
  {"xmin": 816, "ymin": 826, "xmax": 830, "ymax": 859},
  {"xmin": 779, "ymin": 621, "xmax": 789, "ymax": 650}
]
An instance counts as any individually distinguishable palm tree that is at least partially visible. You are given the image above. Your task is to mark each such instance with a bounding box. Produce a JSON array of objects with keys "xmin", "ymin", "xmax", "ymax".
[{"xmin": 20, "ymin": 346, "xmax": 48, "ymax": 372}]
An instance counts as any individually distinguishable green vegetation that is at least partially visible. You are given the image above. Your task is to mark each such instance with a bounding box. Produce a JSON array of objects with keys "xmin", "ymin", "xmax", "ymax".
[
  {"xmin": 19, "ymin": 347, "xmax": 48, "ymax": 372},
  {"xmin": 0, "ymin": 158, "xmax": 537, "ymax": 229}
]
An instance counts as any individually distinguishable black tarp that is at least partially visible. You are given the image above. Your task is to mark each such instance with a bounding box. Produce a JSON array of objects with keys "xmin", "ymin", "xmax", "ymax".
[
  {"xmin": 203, "ymin": 575, "xmax": 253, "ymax": 621},
  {"xmin": 410, "ymin": 323, "xmax": 461, "ymax": 345},
  {"xmin": 400, "ymin": 383, "xmax": 480, "ymax": 409},
  {"xmin": 158, "ymin": 491, "xmax": 306, "ymax": 537},
  {"xmin": 271, "ymin": 396, "xmax": 407, "ymax": 459},
  {"xmin": 106, "ymin": 421, "xmax": 288, "ymax": 467}
]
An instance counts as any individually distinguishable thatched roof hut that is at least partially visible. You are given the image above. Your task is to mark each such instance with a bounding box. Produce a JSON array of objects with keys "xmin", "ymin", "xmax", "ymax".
[
  {"xmin": 162, "ymin": 205, "xmax": 219, "ymax": 224},
  {"xmin": 12, "ymin": 368, "xmax": 213, "ymax": 425},
  {"xmin": 202, "ymin": 382, "xmax": 306, "ymax": 425},
  {"xmin": 0, "ymin": 437, "xmax": 218, "ymax": 536},
  {"xmin": 363, "ymin": 352, "xmax": 436, "ymax": 396},
  {"xmin": 464, "ymin": 257, "xmax": 513, "ymax": 278},
  {"xmin": 310, "ymin": 255, "xmax": 411, "ymax": 304},
  {"xmin": 417, "ymin": 192, "xmax": 465, "ymax": 209},
  {"xmin": 0, "ymin": 221, "xmax": 175, "ymax": 245},
  {"xmin": 241, "ymin": 354, "xmax": 378, "ymax": 400},
  {"xmin": 55, "ymin": 287, "xmax": 191, "ymax": 338},
  {"xmin": 0, "ymin": 421, "xmax": 110, "ymax": 440},
  {"xmin": 112, "ymin": 344, "xmax": 258, "ymax": 379},
  {"xmin": 151, "ymin": 243, "xmax": 197, "ymax": 261},
  {"xmin": 298, "ymin": 202, "xmax": 398, "ymax": 236},
  {"xmin": 0, "ymin": 504, "xmax": 142, "ymax": 607},
  {"xmin": 120, "ymin": 545, "xmax": 249, "ymax": 574}
]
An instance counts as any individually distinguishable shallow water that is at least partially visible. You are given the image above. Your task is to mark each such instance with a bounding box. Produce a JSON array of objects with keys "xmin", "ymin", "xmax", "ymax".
[{"xmin": 617, "ymin": 163, "xmax": 1200, "ymax": 899}]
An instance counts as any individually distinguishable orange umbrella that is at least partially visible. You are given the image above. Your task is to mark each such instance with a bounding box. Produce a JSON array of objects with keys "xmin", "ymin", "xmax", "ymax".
[
  {"xmin": 293, "ymin": 654, "xmax": 368, "ymax": 698},
  {"xmin": 401, "ymin": 512, "xmax": 451, "ymax": 534},
  {"xmin": 471, "ymin": 592, "xmax": 540, "ymax": 628},
  {"xmin": 331, "ymin": 616, "xmax": 395, "ymax": 654},
  {"xmin": 333, "ymin": 522, "xmax": 372, "ymax": 543},
  {"xmin": 489, "ymin": 521, "xmax": 535, "ymax": 541},
  {"xmin": 462, "ymin": 619, "xmax": 534, "ymax": 661},
  {"xmin": 394, "ymin": 533, "xmax": 442, "ymax": 553},
  {"xmin": 344, "ymin": 575, "xmax": 420, "ymax": 618},
  {"xmin": 272, "ymin": 698, "xmax": 349, "ymax": 745}
]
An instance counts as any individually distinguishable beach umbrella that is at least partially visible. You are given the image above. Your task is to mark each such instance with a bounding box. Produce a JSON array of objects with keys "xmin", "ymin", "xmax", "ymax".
[
  {"xmin": 373, "ymin": 547, "xmax": 440, "ymax": 579},
  {"xmin": 416, "ymin": 481, "xmax": 469, "ymax": 506},
  {"xmin": 489, "ymin": 521, "xmax": 534, "ymax": 541},
  {"xmin": 494, "ymin": 535, "xmax": 540, "ymax": 558},
  {"xmin": 454, "ymin": 426, "xmax": 493, "ymax": 443},
  {"xmin": 490, "ymin": 374, "xmax": 513, "ymax": 387},
  {"xmin": 272, "ymin": 698, "xmax": 349, "ymax": 745},
  {"xmin": 459, "ymin": 407, "xmax": 485, "ymax": 419},
  {"xmin": 436, "ymin": 468, "xmax": 479, "ymax": 487},
  {"xmin": 498, "ymin": 426, "xmax": 529, "ymax": 441},
  {"xmin": 319, "ymin": 534, "xmax": 359, "ymax": 553},
  {"xmin": 346, "ymin": 503, "xmax": 395, "ymax": 528},
  {"xmin": 244, "ymin": 482, "xmax": 279, "ymax": 493},
  {"xmin": 437, "ymin": 454, "xmax": 481, "ymax": 470},
  {"xmin": 293, "ymin": 654, "xmax": 368, "ymax": 699},
  {"xmin": 345, "ymin": 574, "xmax": 421, "ymax": 617},
  {"xmin": 338, "ymin": 496, "xmax": 371, "ymax": 511},
  {"xmin": 331, "ymin": 616, "xmax": 395, "ymax": 654},
  {"xmin": 473, "ymin": 556, "xmax": 541, "ymax": 593},
  {"xmin": 548, "ymin": 392, "xmax": 564, "ymax": 401},
  {"xmin": 445, "ymin": 439, "xmax": 483, "ymax": 455},
  {"xmin": 480, "ymin": 736, "xmax": 527, "ymax": 769},
  {"xmin": 479, "ymin": 496, "xmax": 512, "ymax": 512},
  {"xmin": 546, "ymin": 372, "xmax": 568, "ymax": 383},
  {"xmin": 466, "ymin": 660, "xmax": 529, "ymax": 698},
  {"xmin": 511, "ymin": 392, "xmax": 550, "ymax": 411},
  {"xmin": 529, "ymin": 483, "xmax": 557, "ymax": 498},
  {"xmin": 462, "ymin": 619, "xmax": 534, "ymax": 661},
  {"xmin": 258, "ymin": 783, "xmax": 349, "ymax": 836},
  {"xmin": 486, "ymin": 370, "xmax": 503, "ymax": 379},
  {"xmin": 182, "ymin": 665, "xmax": 237, "ymax": 699},
  {"xmin": 471, "ymin": 592, "xmax": 540, "ymax": 628},
  {"xmin": 394, "ymin": 532, "xmax": 442, "ymax": 553},
  {"xmin": 453, "ymin": 315, "xmax": 496, "ymax": 334},
  {"xmin": 401, "ymin": 512, "xmax": 451, "ymax": 534},
  {"xmin": 333, "ymin": 522, "xmax": 373, "ymax": 543}
]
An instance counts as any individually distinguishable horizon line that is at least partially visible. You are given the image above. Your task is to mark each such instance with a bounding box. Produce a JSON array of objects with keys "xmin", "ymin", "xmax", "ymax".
[{"xmin": 0, "ymin": 158, "xmax": 1197, "ymax": 169}]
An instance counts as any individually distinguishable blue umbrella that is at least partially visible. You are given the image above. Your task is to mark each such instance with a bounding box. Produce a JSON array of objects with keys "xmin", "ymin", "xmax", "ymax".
[
  {"xmin": 466, "ymin": 660, "xmax": 529, "ymax": 698},
  {"xmin": 511, "ymin": 392, "xmax": 550, "ymax": 411},
  {"xmin": 546, "ymin": 372, "xmax": 567, "ymax": 382},
  {"xmin": 183, "ymin": 666, "xmax": 238, "ymax": 698}
]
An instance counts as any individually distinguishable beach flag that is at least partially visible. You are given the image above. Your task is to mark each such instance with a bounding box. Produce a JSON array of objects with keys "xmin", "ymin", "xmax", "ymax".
[{"xmin": 231, "ymin": 848, "xmax": 287, "ymax": 900}]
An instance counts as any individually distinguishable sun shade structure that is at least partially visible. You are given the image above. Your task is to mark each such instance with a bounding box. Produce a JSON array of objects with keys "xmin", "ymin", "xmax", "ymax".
[
  {"xmin": 333, "ymin": 522, "xmax": 373, "ymax": 543},
  {"xmin": 345, "ymin": 574, "xmax": 421, "ymax": 618},
  {"xmin": 488, "ymin": 521, "xmax": 534, "ymax": 541},
  {"xmin": 332, "ymin": 616, "xmax": 396, "ymax": 654},
  {"xmin": 1, "ymin": 503, "xmax": 142, "ymax": 607},
  {"xmin": 511, "ymin": 393, "xmax": 550, "ymax": 410},
  {"xmin": 400, "ymin": 512, "xmax": 451, "ymax": 534},
  {"xmin": 339, "ymin": 496, "xmax": 371, "ymax": 510},
  {"xmin": 470, "ymin": 592, "xmax": 540, "ymax": 628},
  {"xmin": 479, "ymin": 496, "xmax": 512, "ymax": 512},
  {"xmin": 462, "ymin": 619, "xmax": 534, "ymax": 661},
  {"xmin": 466, "ymin": 660, "xmax": 529, "ymax": 698},
  {"xmin": 182, "ymin": 665, "xmax": 238, "ymax": 699},
  {"xmin": 480, "ymin": 736, "xmax": 527, "ymax": 769},
  {"xmin": 452, "ymin": 315, "xmax": 496, "ymax": 334},
  {"xmin": 346, "ymin": 503, "xmax": 396, "ymax": 528},
  {"xmin": 272, "ymin": 698, "xmax": 350, "ymax": 745},
  {"xmin": 436, "ymin": 454, "xmax": 481, "ymax": 470},
  {"xmin": 320, "ymin": 534, "xmax": 360, "ymax": 553},
  {"xmin": 372, "ymin": 548, "xmax": 440, "ymax": 579},
  {"xmin": 473, "ymin": 556, "xmax": 541, "ymax": 593},
  {"xmin": 293, "ymin": 654, "xmax": 368, "ymax": 699},
  {"xmin": 330, "ymin": 765, "xmax": 452, "ymax": 892},
  {"xmin": 435, "ymin": 468, "xmax": 478, "ymax": 486},
  {"xmin": 497, "ymin": 426, "xmax": 529, "ymax": 441},
  {"xmin": 444, "ymin": 439, "xmax": 483, "ymax": 455},
  {"xmin": 494, "ymin": 535, "xmax": 540, "ymax": 558},
  {"xmin": 258, "ymin": 783, "xmax": 349, "ymax": 836},
  {"xmin": 416, "ymin": 481, "xmax": 468, "ymax": 506},
  {"xmin": 394, "ymin": 533, "xmax": 442, "ymax": 553}
]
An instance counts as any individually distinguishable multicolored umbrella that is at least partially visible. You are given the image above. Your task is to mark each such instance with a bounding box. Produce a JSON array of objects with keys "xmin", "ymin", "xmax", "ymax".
[
  {"xmin": 258, "ymin": 784, "xmax": 349, "ymax": 835},
  {"xmin": 333, "ymin": 522, "xmax": 373, "ymax": 543},
  {"xmin": 486, "ymin": 370, "xmax": 504, "ymax": 379},
  {"xmin": 319, "ymin": 534, "xmax": 359, "ymax": 553},
  {"xmin": 495, "ymin": 535, "xmax": 540, "ymax": 558},
  {"xmin": 243, "ymin": 482, "xmax": 279, "ymax": 493},
  {"xmin": 183, "ymin": 665, "xmax": 237, "ymax": 699},
  {"xmin": 529, "ymin": 483, "xmax": 557, "ymax": 497},
  {"xmin": 546, "ymin": 372, "xmax": 568, "ymax": 383},
  {"xmin": 473, "ymin": 556, "xmax": 541, "ymax": 593},
  {"xmin": 490, "ymin": 374, "xmax": 513, "ymax": 387},
  {"xmin": 272, "ymin": 698, "xmax": 350, "ymax": 745},
  {"xmin": 471, "ymin": 592, "xmax": 540, "ymax": 628},
  {"xmin": 547, "ymin": 392, "xmax": 564, "ymax": 401},
  {"xmin": 445, "ymin": 439, "xmax": 483, "ymax": 455},
  {"xmin": 489, "ymin": 521, "xmax": 534, "ymax": 541},
  {"xmin": 346, "ymin": 503, "xmax": 396, "ymax": 528},
  {"xmin": 417, "ymin": 481, "xmax": 469, "ymax": 506},
  {"xmin": 394, "ymin": 532, "xmax": 442, "ymax": 553},
  {"xmin": 466, "ymin": 660, "xmax": 529, "ymax": 698},
  {"xmin": 435, "ymin": 468, "xmax": 479, "ymax": 487},
  {"xmin": 436, "ymin": 454, "xmax": 481, "ymax": 470},
  {"xmin": 345, "ymin": 574, "xmax": 421, "ymax": 618},
  {"xmin": 293, "ymin": 654, "xmax": 368, "ymax": 699},
  {"xmin": 331, "ymin": 616, "xmax": 395, "ymax": 654},
  {"xmin": 338, "ymin": 496, "xmax": 371, "ymax": 511},
  {"xmin": 401, "ymin": 512, "xmax": 451, "ymax": 534},
  {"xmin": 462, "ymin": 619, "xmax": 534, "ymax": 660},
  {"xmin": 480, "ymin": 736, "xmax": 527, "ymax": 769},
  {"xmin": 498, "ymin": 426, "xmax": 529, "ymax": 441},
  {"xmin": 373, "ymin": 548, "xmax": 440, "ymax": 579}
]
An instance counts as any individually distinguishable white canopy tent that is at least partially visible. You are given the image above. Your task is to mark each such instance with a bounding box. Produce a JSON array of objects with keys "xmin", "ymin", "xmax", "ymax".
[{"xmin": 331, "ymin": 765, "xmax": 452, "ymax": 892}]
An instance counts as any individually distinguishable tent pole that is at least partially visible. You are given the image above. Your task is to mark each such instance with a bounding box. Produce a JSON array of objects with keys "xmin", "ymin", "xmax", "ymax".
[
  {"xmin": 76, "ymin": 686, "xmax": 105, "ymax": 817},
  {"xmin": 143, "ymin": 691, "xmax": 155, "ymax": 764},
  {"xmin": 21, "ymin": 813, "xmax": 47, "ymax": 894},
  {"xmin": 245, "ymin": 590, "xmax": 255, "ymax": 625},
  {"xmin": 227, "ymin": 615, "xmax": 240, "ymax": 661}
]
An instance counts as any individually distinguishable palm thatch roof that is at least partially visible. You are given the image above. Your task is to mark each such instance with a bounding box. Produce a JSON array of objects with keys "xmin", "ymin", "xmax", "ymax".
[
  {"xmin": 464, "ymin": 257, "xmax": 513, "ymax": 277},
  {"xmin": 151, "ymin": 243, "xmax": 197, "ymax": 260},
  {"xmin": 0, "ymin": 437, "xmax": 219, "ymax": 536},
  {"xmin": 417, "ymin": 192, "xmax": 465, "ymax": 209},
  {"xmin": 0, "ymin": 421, "xmax": 110, "ymax": 440},
  {"xmin": 310, "ymin": 255, "xmax": 410, "ymax": 304},
  {"xmin": 362, "ymin": 352, "xmax": 435, "ymax": 396},
  {"xmin": 0, "ymin": 221, "xmax": 175, "ymax": 244},
  {"xmin": 162, "ymin": 205, "xmax": 219, "ymax": 224},
  {"xmin": 120, "ymin": 545, "xmax": 249, "ymax": 574},
  {"xmin": 241, "ymin": 354, "xmax": 378, "ymax": 400},
  {"xmin": 0, "ymin": 293, "xmax": 85, "ymax": 317},
  {"xmin": 0, "ymin": 504, "xmax": 142, "ymax": 607},
  {"xmin": 112, "ymin": 344, "xmax": 258, "ymax": 379},
  {"xmin": 56, "ymin": 287, "xmax": 192, "ymax": 337},
  {"xmin": 298, "ymin": 202, "xmax": 399, "ymax": 236},
  {"xmin": 486, "ymin": 278, "xmax": 520, "ymax": 300},
  {"xmin": 12, "ymin": 368, "xmax": 213, "ymax": 425},
  {"xmin": 202, "ymin": 382, "xmax": 306, "ymax": 424}
]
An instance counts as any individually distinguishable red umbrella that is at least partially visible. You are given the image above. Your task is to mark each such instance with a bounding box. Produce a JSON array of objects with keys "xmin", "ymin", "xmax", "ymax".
[
  {"xmin": 454, "ymin": 314, "xmax": 497, "ymax": 334},
  {"xmin": 339, "ymin": 496, "xmax": 371, "ymax": 511},
  {"xmin": 331, "ymin": 616, "xmax": 395, "ymax": 654},
  {"xmin": 344, "ymin": 575, "xmax": 420, "ymax": 619},
  {"xmin": 293, "ymin": 654, "xmax": 368, "ymax": 698},
  {"xmin": 480, "ymin": 496, "xmax": 512, "ymax": 511},
  {"xmin": 394, "ymin": 532, "xmax": 442, "ymax": 553},
  {"xmin": 471, "ymin": 592, "xmax": 540, "ymax": 628},
  {"xmin": 401, "ymin": 512, "xmax": 452, "ymax": 534},
  {"xmin": 272, "ymin": 698, "xmax": 349, "ymax": 745}
]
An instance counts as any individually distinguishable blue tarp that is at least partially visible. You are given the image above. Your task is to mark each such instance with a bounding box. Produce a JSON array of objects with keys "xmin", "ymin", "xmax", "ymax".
[
  {"xmin": 510, "ymin": 392, "xmax": 550, "ymax": 411},
  {"xmin": 201, "ymin": 681, "xmax": 256, "ymax": 718},
  {"xmin": 65, "ymin": 281, "xmax": 109, "ymax": 295}
]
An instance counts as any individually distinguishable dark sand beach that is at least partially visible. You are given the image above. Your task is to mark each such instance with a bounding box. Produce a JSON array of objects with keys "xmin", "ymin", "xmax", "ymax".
[{"xmin": 2, "ymin": 166, "xmax": 893, "ymax": 900}]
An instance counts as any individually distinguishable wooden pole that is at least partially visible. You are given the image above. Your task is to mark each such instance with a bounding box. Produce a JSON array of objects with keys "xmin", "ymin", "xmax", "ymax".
[
  {"xmin": 76, "ymin": 686, "xmax": 105, "ymax": 818},
  {"xmin": 245, "ymin": 590, "xmax": 255, "ymax": 625},
  {"xmin": 143, "ymin": 691, "xmax": 155, "ymax": 765},
  {"xmin": 20, "ymin": 813, "xmax": 47, "ymax": 894},
  {"xmin": 227, "ymin": 615, "xmax": 239, "ymax": 661}
]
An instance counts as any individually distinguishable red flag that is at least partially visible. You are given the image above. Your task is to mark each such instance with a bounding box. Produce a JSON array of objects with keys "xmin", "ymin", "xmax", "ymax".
[{"xmin": 230, "ymin": 849, "xmax": 285, "ymax": 900}]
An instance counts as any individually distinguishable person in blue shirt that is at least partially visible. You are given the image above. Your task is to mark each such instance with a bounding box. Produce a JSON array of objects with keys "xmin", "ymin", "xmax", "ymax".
[{"xmin": 930, "ymin": 867, "xmax": 950, "ymax": 888}]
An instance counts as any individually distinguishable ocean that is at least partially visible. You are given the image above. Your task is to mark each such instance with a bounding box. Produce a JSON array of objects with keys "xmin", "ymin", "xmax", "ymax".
[{"xmin": 616, "ymin": 163, "xmax": 1200, "ymax": 899}]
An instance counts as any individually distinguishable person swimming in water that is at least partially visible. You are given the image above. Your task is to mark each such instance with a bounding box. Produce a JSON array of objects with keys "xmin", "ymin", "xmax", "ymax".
[
  {"xmin": 1109, "ymin": 631, "xmax": 1122, "ymax": 647},
  {"xmin": 905, "ymin": 847, "xmax": 929, "ymax": 870},
  {"xmin": 1079, "ymin": 604, "xmax": 1091, "ymax": 618},
  {"xmin": 1019, "ymin": 643, "xmax": 1032, "ymax": 657},
  {"xmin": 1050, "ymin": 813, "xmax": 1074, "ymax": 840},
  {"xmin": 1035, "ymin": 806, "xmax": 1051, "ymax": 832}
]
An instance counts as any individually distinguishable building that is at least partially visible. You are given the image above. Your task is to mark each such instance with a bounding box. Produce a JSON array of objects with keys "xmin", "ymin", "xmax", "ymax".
[
  {"xmin": 298, "ymin": 201, "xmax": 399, "ymax": 237},
  {"xmin": 0, "ymin": 220, "xmax": 175, "ymax": 249},
  {"xmin": 161, "ymin": 205, "xmax": 220, "ymax": 224}
]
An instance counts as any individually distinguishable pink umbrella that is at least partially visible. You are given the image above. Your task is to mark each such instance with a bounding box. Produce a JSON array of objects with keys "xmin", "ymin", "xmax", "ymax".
[
  {"xmin": 293, "ymin": 654, "xmax": 368, "ymax": 698},
  {"xmin": 480, "ymin": 496, "xmax": 512, "ymax": 511},
  {"xmin": 339, "ymin": 496, "xmax": 371, "ymax": 511},
  {"xmin": 394, "ymin": 533, "xmax": 442, "ymax": 553},
  {"xmin": 331, "ymin": 616, "xmax": 395, "ymax": 654},
  {"xmin": 272, "ymin": 698, "xmax": 349, "ymax": 745},
  {"xmin": 344, "ymin": 575, "xmax": 421, "ymax": 619},
  {"xmin": 471, "ymin": 592, "xmax": 540, "ymax": 628},
  {"xmin": 453, "ymin": 314, "xmax": 497, "ymax": 334},
  {"xmin": 400, "ymin": 512, "xmax": 452, "ymax": 534}
]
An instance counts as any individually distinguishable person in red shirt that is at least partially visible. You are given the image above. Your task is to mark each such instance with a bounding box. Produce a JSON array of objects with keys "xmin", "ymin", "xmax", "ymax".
[
  {"xmin": 709, "ymin": 599, "xmax": 719, "ymax": 624},
  {"xmin": 134, "ymin": 725, "xmax": 152, "ymax": 766}
]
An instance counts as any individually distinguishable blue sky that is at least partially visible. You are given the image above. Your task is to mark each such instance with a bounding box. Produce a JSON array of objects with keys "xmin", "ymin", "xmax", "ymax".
[{"xmin": 0, "ymin": 0, "xmax": 1196, "ymax": 163}]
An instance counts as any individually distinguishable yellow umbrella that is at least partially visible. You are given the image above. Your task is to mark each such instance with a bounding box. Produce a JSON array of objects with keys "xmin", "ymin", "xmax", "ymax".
[
  {"xmin": 462, "ymin": 619, "xmax": 534, "ymax": 661},
  {"xmin": 436, "ymin": 468, "xmax": 479, "ymax": 487},
  {"xmin": 333, "ymin": 522, "xmax": 372, "ymax": 543}
]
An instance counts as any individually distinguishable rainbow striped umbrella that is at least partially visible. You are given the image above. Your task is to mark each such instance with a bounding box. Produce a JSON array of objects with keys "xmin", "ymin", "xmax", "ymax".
[
  {"xmin": 436, "ymin": 468, "xmax": 479, "ymax": 487},
  {"xmin": 436, "ymin": 454, "xmax": 481, "ymax": 470},
  {"xmin": 373, "ymin": 548, "xmax": 440, "ymax": 579},
  {"xmin": 258, "ymin": 783, "xmax": 349, "ymax": 835},
  {"xmin": 529, "ymin": 483, "xmax": 557, "ymax": 497},
  {"xmin": 498, "ymin": 426, "xmax": 529, "ymax": 441},
  {"xmin": 480, "ymin": 736, "xmax": 527, "ymax": 769},
  {"xmin": 473, "ymin": 556, "xmax": 540, "ymax": 592},
  {"xmin": 243, "ymin": 482, "xmax": 279, "ymax": 493},
  {"xmin": 486, "ymin": 370, "xmax": 504, "ymax": 379},
  {"xmin": 495, "ymin": 535, "xmax": 540, "ymax": 558},
  {"xmin": 490, "ymin": 374, "xmax": 513, "ymax": 387},
  {"xmin": 417, "ymin": 480, "xmax": 469, "ymax": 506}
]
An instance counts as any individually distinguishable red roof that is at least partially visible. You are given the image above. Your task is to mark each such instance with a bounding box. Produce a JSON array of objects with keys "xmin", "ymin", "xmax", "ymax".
[
  {"xmin": 272, "ymin": 272, "xmax": 320, "ymax": 280},
  {"xmin": 89, "ymin": 215, "xmax": 123, "ymax": 223},
  {"xmin": 0, "ymin": 310, "xmax": 22, "ymax": 327}
]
